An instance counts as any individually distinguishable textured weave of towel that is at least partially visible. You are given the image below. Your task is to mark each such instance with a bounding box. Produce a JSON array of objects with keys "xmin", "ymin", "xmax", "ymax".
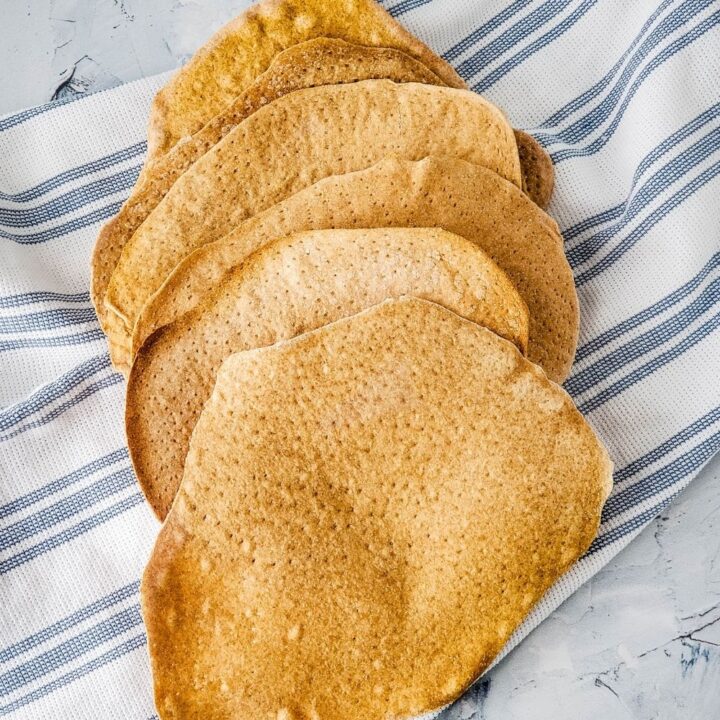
[{"xmin": 0, "ymin": 1, "xmax": 719, "ymax": 718}]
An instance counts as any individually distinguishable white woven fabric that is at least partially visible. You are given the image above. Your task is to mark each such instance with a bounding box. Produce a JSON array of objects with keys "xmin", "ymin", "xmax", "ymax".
[{"xmin": 1, "ymin": 1, "xmax": 719, "ymax": 717}]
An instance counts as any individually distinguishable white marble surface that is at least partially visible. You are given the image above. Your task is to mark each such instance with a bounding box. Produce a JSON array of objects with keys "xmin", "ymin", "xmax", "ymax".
[{"xmin": 2, "ymin": 2, "xmax": 719, "ymax": 718}]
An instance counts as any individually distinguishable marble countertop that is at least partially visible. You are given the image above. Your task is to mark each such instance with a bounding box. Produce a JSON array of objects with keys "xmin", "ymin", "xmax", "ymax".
[{"xmin": 2, "ymin": 2, "xmax": 719, "ymax": 718}]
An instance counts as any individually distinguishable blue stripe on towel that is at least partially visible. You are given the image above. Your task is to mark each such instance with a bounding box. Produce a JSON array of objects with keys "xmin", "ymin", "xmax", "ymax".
[
  {"xmin": 472, "ymin": 0, "xmax": 598, "ymax": 93},
  {"xmin": 0, "ymin": 166, "xmax": 138, "ymax": 228},
  {"xmin": 551, "ymin": 9, "xmax": 720, "ymax": 162},
  {"xmin": 567, "ymin": 126, "xmax": 720, "ymax": 267},
  {"xmin": 0, "ymin": 493, "xmax": 144, "ymax": 575},
  {"xmin": 541, "ymin": 0, "xmax": 676, "ymax": 128},
  {"xmin": 0, "ymin": 329, "xmax": 105, "ymax": 354},
  {"xmin": 0, "ymin": 581, "xmax": 139, "ymax": 664},
  {"xmin": 614, "ymin": 406, "xmax": 720, "ymax": 485},
  {"xmin": 603, "ymin": 430, "xmax": 720, "ymax": 522},
  {"xmin": 0, "ymin": 199, "xmax": 123, "ymax": 245},
  {"xmin": 0, "ymin": 308, "xmax": 98, "ymax": 334},
  {"xmin": 576, "ymin": 158, "xmax": 720, "ymax": 286},
  {"xmin": 0, "ymin": 606, "xmax": 143, "ymax": 695},
  {"xmin": 0, "ymin": 634, "xmax": 147, "ymax": 716},
  {"xmin": 563, "ymin": 102, "xmax": 720, "ymax": 242},
  {"xmin": 0, "ymin": 143, "xmax": 144, "ymax": 204},
  {"xmin": 0, "ymin": 291, "xmax": 90, "ymax": 310},
  {"xmin": 575, "ymin": 253, "xmax": 720, "ymax": 362},
  {"xmin": 0, "ymin": 467, "xmax": 136, "ymax": 552},
  {"xmin": 0, "ymin": 448, "xmax": 128, "ymax": 520},
  {"xmin": 0, "ymin": 353, "xmax": 111, "ymax": 432},
  {"xmin": 579, "ymin": 312, "xmax": 720, "ymax": 414},
  {"xmin": 456, "ymin": 0, "xmax": 577, "ymax": 80},
  {"xmin": 444, "ymin": 0, "xmax": 536, "ymax": 62},
  {"xmin": 567, "ymin": 279, "xmax": 720, "ymax": 397},
  {"xmin": 538, "ymin": 0, "xmax": 713, "ymax": 143}
]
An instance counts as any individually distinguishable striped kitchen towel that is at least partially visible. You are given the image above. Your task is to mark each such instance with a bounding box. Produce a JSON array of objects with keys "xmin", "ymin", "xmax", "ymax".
[{"xmin": 1, "ymin": 1, "xmax": 719, "ymax": 718}]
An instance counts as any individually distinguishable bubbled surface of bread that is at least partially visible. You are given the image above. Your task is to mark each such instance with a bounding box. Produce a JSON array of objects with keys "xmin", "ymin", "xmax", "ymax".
[
  {"xmin": 141, "ymin": 297, "xmax": 612, "ymax": 720},
  {"xmin": 136, "ymin": 156, "xmax": 575, "ymax": 382},
  {"xmin": 146, "ymin": 0, "xmax": 466, "ymax": 158},
  {"xmin": 94, "ymin": 38, "xmax": 553, "ymax": 374},
  {"xmin": 91, "ymin": 37, "xmax": 449, "ymax": 364},
  {"xmin": 104, "ymin": 79, "xmax": 522, "ymax": 352},
  {"xmin": 515, "ymin": 129, "xmax": 555, "ymax": 210},
  {"xmin": 127, "ymin": 227, "xmax": 529, "ymax": 519}
]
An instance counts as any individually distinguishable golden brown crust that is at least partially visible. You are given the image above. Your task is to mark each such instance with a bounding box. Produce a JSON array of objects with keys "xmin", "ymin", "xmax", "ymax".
[
  {"xmin": 91, "ymin": 41, "xmax": 553, "ymax": 370},
  {"xmin": 126, "ymin": 227, "xmax": 529, "ymax": 519},
  {"xmin": 515, "ymin": 129, "xmax": 555, "ymax": 209},
  {"xmin": 141, "ymin": 297, "xmax": 612, "ymax": 719},
  {"xmin": 90, "ymin": 37, "xmax": 448, "ymax": 366},
  {"xmin": 145, "ymin": 0, "xmax": 466, "ymax": 159},
  {"xmin": 135, "ymin": 156, "xmax": 576, "ymax": 383},
  {"xmin": 105, "ymin": 80, "xmax": 522, "ymax": 365}
]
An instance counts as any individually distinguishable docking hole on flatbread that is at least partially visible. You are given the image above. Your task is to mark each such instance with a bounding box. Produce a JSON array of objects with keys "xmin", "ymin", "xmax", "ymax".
[
  {"xmin": 104, "ymin": 79, "xmax": 522, "ymax": 367},
  {"xmin": 127, "ymin": 227, "xmax": 529, "ymax": 519},
  {"xmin": 135, "ymin": 156, "xmax": 575, "ymax": 383},
  {"xmin": 141, "ymin": 297, "xmax": 612, "ymax": 720}
]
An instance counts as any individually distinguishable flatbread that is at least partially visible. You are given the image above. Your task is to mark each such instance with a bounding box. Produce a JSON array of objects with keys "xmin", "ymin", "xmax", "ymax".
[
  {"xmin": 134, "ymin": 156, "xmax": 575, "ymax": 382},
  {"xmin": 141, "ymin": 297, "xmax": 613, "ymax": 720},
  {"xmin": 91, "ymin": 37, "xmax": 449, "ymax": 350},
  {"xmin": 516, "ymin": 129, "xmax": 555, "ymax": 209},
  {"xmin": 145, "ymin": 0, "xmax": 465, "ymax": 159},
  {"xmin": 92, "ymin": 40, "xmax": 554, "ymax": 366},
  {"xmin": 105, "ymin": 80, "xmax": 522, "ymax": 367},
  {"xmin": 127, "ymin": 227, "xmax": 530, "ymax": 519}
]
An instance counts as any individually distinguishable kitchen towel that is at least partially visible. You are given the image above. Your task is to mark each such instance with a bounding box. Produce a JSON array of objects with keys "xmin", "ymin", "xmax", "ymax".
[{"xmin": 1, "ymin": 1, "xmax": 719, "ymax": 718}]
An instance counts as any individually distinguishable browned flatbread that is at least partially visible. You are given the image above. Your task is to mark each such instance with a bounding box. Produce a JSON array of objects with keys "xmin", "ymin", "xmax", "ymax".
[
  {"xmin": 141, "ymin": 297, "xmax": 613, "ymax": 720},
  {"xmin": 145, "ymin": 0, "xmax": 465, "ymax": 159},
  {"xmin": 516, "ymin": 129, "xmax": 555, "ymax": 209},
  {"xmin": 90, "ymin": 38, "xmax": 450, "ymax": 353},
  {"xmin": 135, "ymin": 156, "xmax": 575, "ymax": 383},
  {"xmin": 105, "ymin": 80, "xmax": 522, "ymax": 367},
  {"xmin": 127, "ymin": 227, "xmax": 530, "ymax": 519},
  {"xmin": 92, "ymin": 40, "xmax": 554, "ymax": 373}
]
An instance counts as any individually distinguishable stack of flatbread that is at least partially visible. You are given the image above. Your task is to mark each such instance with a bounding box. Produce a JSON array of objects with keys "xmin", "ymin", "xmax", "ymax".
[{"xmin": 91, "ymin": 1, "xmax": 613, "ymax": 717}]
